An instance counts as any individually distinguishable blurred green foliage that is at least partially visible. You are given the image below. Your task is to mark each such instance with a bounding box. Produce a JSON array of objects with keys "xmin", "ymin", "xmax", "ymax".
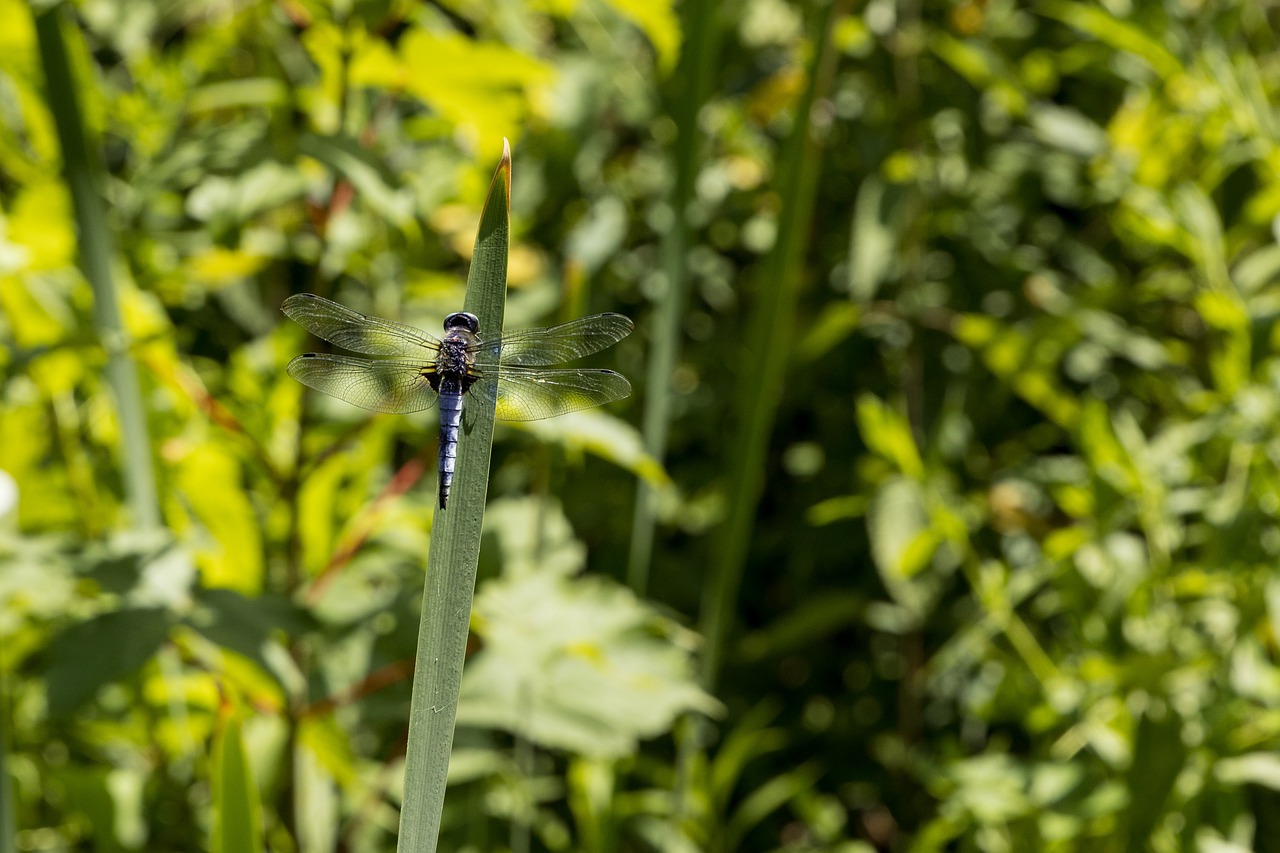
[{"xmin": 4, "ymin": 0, "xmax": 1280, "ymax": 850}]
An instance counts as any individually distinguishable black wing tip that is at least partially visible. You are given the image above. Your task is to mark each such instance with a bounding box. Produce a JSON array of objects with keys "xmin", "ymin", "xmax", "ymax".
[
  {"xmin": 285, "ymin": 353, "xmax": 316, "ymax": 380},
  {"xmin": 593, "ymin": 312, "xmax": 635, "ymax": 337},
  {"xmin": 594, "ymin": 368, "xmax": 632, "ymax": 399},
  {"xmin": 285, "ymin": 353, "xmax": 323, "ymax": 371}
]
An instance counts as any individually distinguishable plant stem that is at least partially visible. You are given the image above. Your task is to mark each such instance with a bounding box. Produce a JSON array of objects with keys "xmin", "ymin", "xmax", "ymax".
[
  {"xmin": 0, "ymin": 674, "xmax": 15, "ymax": 853},
  {"xmin": 34, "ymin": 6, "xmax": 161, "ymax": 532},
  {"xmin": 627, "ymin": 0, "xmax": 727, "ymax": 593},
  {"xmin": 698, "ymin": 0, "xmax": 848, "ymax": 689}
]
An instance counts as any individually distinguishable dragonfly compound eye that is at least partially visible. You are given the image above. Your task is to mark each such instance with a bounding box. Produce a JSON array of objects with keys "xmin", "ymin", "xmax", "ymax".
[{"xmin": 443, "ymin": 312, "xmax": 480, "ymax": 334}]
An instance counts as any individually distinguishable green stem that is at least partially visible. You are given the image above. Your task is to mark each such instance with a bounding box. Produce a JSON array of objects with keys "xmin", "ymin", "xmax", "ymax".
[
  {"xmin": 34, "ymin": 6, "xmax": 161, "ymax": 532},
  {"xmin": 396, "ymin": 142, "xmax": 511, "ymax": 853},
  {"xmin": 628, "ymin": 0, "xmax": 729, "ymax": 593},
  {"xmin": 0, "ymin": 673, "xmax": 15, "ymax": 853},
  {"xmin": 698, "ymin": 0, "xmax": 848, "ymax": 689}
]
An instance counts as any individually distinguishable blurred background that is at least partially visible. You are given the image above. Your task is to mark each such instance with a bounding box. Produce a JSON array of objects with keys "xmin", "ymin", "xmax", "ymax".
[{"xmin": 4, "ymin": 0, "xmax": 1280, "ymax": 850}]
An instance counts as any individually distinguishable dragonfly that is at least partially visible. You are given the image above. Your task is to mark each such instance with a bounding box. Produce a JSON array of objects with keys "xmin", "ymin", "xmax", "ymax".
[{"xmin": 282, "ymin": 293, "xmax": 633, "ymax": 509}]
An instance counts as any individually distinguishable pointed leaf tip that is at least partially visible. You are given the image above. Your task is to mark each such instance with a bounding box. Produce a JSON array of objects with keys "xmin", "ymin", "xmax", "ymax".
[{"xmin": 496, "ymin": 139, "xmax": 511, "ymax": 209}]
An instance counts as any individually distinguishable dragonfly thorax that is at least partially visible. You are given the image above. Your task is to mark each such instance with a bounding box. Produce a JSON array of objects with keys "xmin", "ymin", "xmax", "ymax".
[{"xmin": 430, "ymin": 331, "xmax": 479, "ymax": 395}]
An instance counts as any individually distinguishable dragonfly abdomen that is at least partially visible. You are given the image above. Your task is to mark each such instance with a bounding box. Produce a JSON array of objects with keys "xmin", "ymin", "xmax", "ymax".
[
  {"xmin": 434, "ymin": 326, "xmax": 478, "ymax": 511},
  {"xmin": 437, "ymin": 380, "xmax": 464, "ymax": 509}
]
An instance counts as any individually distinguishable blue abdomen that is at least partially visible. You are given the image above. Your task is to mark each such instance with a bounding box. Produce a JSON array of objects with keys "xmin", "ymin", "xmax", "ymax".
[{"xmin": 438, "ymin": 387, "xmax": 464, "ymax": 509}]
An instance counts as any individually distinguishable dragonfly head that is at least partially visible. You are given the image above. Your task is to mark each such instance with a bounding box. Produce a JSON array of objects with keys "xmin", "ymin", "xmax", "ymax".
[{"xmin": 443, "ymin": 312, "xmax": 480, "ymax": 335}]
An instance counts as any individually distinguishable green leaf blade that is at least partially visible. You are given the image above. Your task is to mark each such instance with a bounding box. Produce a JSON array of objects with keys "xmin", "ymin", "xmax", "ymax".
[
  {"xmin": 45, "ymin": 607, "xmax": 172, "ymax": 718},
  {"xmin": 396, "ymin": 140, "xmax": 511, "ymax": 853},
  {"xmin": 210, "ymin": 716, "xmax": 264, "ymax": 853}
]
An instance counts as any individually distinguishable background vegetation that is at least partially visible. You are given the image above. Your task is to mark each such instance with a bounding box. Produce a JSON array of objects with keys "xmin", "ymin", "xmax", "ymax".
[{"xmin": 4, "ymin": 0, "xmax": 1280, "ymax": 850}]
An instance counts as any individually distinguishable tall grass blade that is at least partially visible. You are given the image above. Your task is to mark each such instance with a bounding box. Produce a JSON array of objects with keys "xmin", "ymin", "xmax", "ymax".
[
  {"xmin": 396, "ymin": 141, "xmax": 511, "ymax": 853},
  {"xmin": 698, "ymin": 0, "xmax": 847, "ymax": 688},
  {"xmin": 0, "ymin": 679, "xmax": 14, "ymax": 853},
  {"xmin": 210, "ymin": 715, "xmax": 264, "ymax": 853},
  {"xmin": 628, "ymin": 0, "xmax": 726, "ymax": 593},
  {"xmin": 34, "ymin": 7, "xmax": 160, "ymax": 531}
]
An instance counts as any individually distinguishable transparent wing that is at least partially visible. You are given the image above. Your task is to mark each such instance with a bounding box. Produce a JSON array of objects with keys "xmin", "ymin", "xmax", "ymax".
[
  {"xmin": 287, "ymin": 354, "xmax": 439, "ymax": 414},
  {"xmin": 474, "ymin": 313, "xmax": 633, "ymax": 368},
  {"xmin": 282, "ymin": 293, "xmax": 441, "ymax": 356},
  {"xmin": 470, "ymin": 366, "xmax": 632, "ymax": 421}
]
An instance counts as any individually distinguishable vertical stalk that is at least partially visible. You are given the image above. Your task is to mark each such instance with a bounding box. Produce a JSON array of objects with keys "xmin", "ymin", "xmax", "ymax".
[
  {"xmin": 627, "ymin": 0, "xmax": 727, "ymax": 593},
  {"xmin": 697, "ymin": 0, "xmax": 848, "ymax": 689},
  {"xmin": 0, "ymin": 675, "xmax": 14, "ymax": 853},
  {"xmin": 34, "ymin": 6, "xmax": 160, "ymax": 531},
  {"xmin": 396, "ymin": 142, "xmax": 511, "ymax": 853}
]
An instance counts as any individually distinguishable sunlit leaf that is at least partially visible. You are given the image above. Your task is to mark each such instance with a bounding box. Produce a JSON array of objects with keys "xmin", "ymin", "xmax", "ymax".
[
  {"xmin": 855, "ymin": 395, "xmax": 923, "ymax": 480},
  {"xmin": 398, "ymin": 30, "xmax": 551, "ymax": 155},
  {"xmin": 187, "ymin": 247, "xmax": 269, "ymax": 286},
  {"xmin": 210, "ymin": 715, "xmax": 264, "ymax": 853},
  {"xmin": 509, "ymin": 410, "xmax": 670, "ymax": 489},
  {"xmin": 173, "ymin": 443, "xmax": 264, "ymax": 594},
  {"xmin": 459, "ymin": 499, "xmax": 719, "ymax": 757},
  {"xmin": 601, "ymin": 0, "xmax": 680, "ymax": 73}
]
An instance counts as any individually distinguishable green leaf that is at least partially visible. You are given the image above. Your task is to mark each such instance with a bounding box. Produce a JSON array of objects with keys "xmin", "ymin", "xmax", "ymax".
[
  {"xmin": 185, "ymin": 588, "xmax": 312, "ymax": 685},
  {"xmin": 457, "ymin": 565, "xmax": 719, "ymax": 757},
  {"xmin": 397, "ymin": 32, "xmax": 551, "ymax": 153},
  {"xmin": 483, "ymin": 495, "xmax": 585, "ymax": 578},
  {"xmin": 1036, "ymin": 0, "xmax": 1182, "ymax": 80},
  {"xmin": 210, "ymin": 716, "xmax": 264, "ymax": 853},
  {"xmin": 1124, "ymin": 705, "xmax": 1185, "ymax": 851},
  {"xmin": 396, "ymin": 140, "xmax": 510, "ymax": 853},
  {"xmin": 45, "ymin": 607, "xmax": 172, "ymax": 717},
  {"xmin": 298, "ymin": 133, "xmax": 416, "ymax": 226},
  {"xmin": 847, "ymin": 176, "xmax": 899, "ymax": 303},
  {"xmin": 709, "ymin": 699, "xmax": 786, "ymax": 810},
  {"xmin": 723, "ymin": 762, "xmax": 822, "ymax": 851},
  {"xmin": 796, "ymin": 302, "xmax": 861, "ymax": 362},
  {"xmin": 856, "ymin": 395, "xmax": 924, "ymax": 480},
  {"xmin": 511, "ymin": 410, "xmax": 670, "ymax": 489},
  {"xmin": 738, "ymin": 592, "xmax": 865, "ymax": 661},
  {"xmin": 185, "ymin": 160, "xmax": 308, "ymax": 225},
  {"xmin": 1028, "ymin": 103, "xmax": 1108, "ymax": 157},
  {"xmin": 867, "ymin": 477, "xmax": 934, "ymax": 581},
  {"xmin": 944, "ymin": 754, "xmax": 1033, "ymax": 823},
  {"xmin": 56, "ymin": 765, "xmax": 145, "ymax": 852},
  {"xmin": 174, "ymin": 443, "xmax": 264, "ymax": 594},
  {"xmin": 1216, "ymin": 753, "xmax": 1280, "ymax": 790},
  {"xmin": 459, "ymin": 498, "xmax": 718, "ymax": 757},
  {"xmin": 601, "ymin": 0, "xmax": 681, "ymax": 73}
]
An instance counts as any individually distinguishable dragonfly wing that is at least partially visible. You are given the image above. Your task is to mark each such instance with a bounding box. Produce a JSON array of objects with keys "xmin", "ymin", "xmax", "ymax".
[
  {"xmin": 287, "ymin": 354, "xmax": 439, "ymax": 413},
  {"xmin": 283, "ymin": 293, "xmax": 441, "ymax": 356},
  {"xmin": 475, "ymin": 313, "xmax": 633, "ymax": 367},
  {"xmin": 470, "ymin": 366, "xmax": 632, "ymax": 421}
]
